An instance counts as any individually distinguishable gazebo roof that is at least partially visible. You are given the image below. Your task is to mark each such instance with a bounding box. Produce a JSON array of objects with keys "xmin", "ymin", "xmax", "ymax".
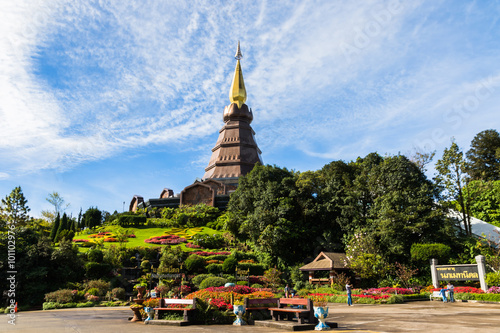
[{"xmin": 299, "ymin": 252, "xmax": 349, "ymax": 271}]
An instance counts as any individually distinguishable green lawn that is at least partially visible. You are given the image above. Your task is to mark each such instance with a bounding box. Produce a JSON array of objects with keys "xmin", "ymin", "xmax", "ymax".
[{"xmin": 73, "ymin": 225, "xmax": 222, "ymax": 252}]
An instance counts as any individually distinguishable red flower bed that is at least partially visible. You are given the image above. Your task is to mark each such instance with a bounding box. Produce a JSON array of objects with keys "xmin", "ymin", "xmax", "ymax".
[
  {"xmin": 128, "ymin": 234, "xmax": 136, "ymax": 238},
  {"xmin": 364, "ymin": 287, "xmax": 414, "ymax": 295},
  {"xmin": 104, "ymin": 237, "xmax": 119, "ymax": 242},
  {"xmin": 186, "ymin": 243, "xmax": 201, "ymax": 249},
  {"xmin": 73, "ymin": 239, "xmax": 90, "ymax": 242}
]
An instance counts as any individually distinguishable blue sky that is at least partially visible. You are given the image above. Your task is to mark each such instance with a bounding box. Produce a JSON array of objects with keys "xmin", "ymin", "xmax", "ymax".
[{"xmin": 1, "ymin": 0, "xmax": 500, "ymax": 218}]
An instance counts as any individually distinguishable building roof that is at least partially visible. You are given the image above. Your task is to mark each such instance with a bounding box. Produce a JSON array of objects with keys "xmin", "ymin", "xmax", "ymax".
[{"xmin": 299, "ymin": 252, "xmax": 349, "ymax": 271}]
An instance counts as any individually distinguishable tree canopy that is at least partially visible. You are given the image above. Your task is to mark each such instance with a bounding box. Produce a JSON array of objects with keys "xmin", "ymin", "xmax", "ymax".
[
  {"xmin": 466, "ymin": 129, "xmax": 500, "ymax": 181},
  {"xmin": 0, "ymin": 186, "xmax": 30, "ymax": 226}
]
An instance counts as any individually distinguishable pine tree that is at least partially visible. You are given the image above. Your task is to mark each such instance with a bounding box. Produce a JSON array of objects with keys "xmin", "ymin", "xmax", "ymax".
[
  {"xmin": 50, "ymin": 213, "xmax": 61, "ymax": 242},
  {"xmin": 55, "ymin": 213, "xmax": 68, "ymax": 242},
  {"xmin": 0, "ymin": 186, "xmax": 30, "ymax": 226},
  {"xmin": 466, "ymin": 129, "xmax": 500, "ymax": 181}
]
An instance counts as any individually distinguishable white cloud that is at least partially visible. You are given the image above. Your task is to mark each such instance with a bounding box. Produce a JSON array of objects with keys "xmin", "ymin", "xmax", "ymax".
[{"xmin": 1, "ymin": 0, "xmax": 500, "ymax": 177}]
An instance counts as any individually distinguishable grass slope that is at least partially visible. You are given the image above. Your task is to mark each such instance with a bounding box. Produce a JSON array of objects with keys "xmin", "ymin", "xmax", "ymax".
[{"xmin": 74, "ymin": 225, "xmax": 222, "ymax": 252}]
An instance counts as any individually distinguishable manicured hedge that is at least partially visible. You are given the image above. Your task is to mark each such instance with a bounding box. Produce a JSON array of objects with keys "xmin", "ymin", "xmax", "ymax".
[
  {"xmin": 410, "ymin": 243, "xmax": 451, "ymax": 264},
  {"xmin": 117, "ymin": 215, "xmax": 147, "ymax": 227},
  {"xmin": 237, "ymin": 263, "xmax": 265, "ymax": 275}
]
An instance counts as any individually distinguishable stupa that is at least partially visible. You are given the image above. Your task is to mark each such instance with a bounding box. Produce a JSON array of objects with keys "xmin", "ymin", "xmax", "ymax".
[
  {"xmin": 131, "ymin": 42, "xmax": 261, "ymax": 211},
  {"xmin": 203, "ymin": 41, "xmax": 263, "ymax": 186}
]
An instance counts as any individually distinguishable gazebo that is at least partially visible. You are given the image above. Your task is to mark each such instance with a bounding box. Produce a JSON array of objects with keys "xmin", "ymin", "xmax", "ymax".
[{"xmin": 299, "ymin": 252, "xmax": 350, "ymax": 285}]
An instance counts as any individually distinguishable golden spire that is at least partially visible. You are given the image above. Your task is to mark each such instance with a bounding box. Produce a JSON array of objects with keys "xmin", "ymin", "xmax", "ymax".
[{"xmin": 229, "ymin": 41, "xmax": 247, "ymax": 108}]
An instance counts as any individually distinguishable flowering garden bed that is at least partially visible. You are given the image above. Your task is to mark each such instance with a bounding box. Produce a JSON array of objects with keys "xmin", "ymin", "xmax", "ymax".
[{"xmin": 185, "ymin": 285, "xmax": 276, "ymax": 310}]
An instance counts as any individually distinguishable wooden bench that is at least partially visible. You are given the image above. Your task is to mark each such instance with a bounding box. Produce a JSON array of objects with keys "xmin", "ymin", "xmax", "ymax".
[
  {"xmin": 243, "ymin": 297, "xmax": 279, "ymax": 320},
  {"xmin": 268, "ymin": 298, "xmax": 316, "ymax": 324},
  {"xmin": 154, "ymin": 298, "xmax": 197, "ymax": 322},
  {"xmin": 243, "ymin": 297, "xmax": 279, "ymax": 312}
]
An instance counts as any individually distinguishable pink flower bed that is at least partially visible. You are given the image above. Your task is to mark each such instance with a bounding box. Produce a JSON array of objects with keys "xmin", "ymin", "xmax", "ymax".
[
  {"xmin": 145, "ymin": 235, "xmax": 187, "ymax": 245},
  {"xmin": 186, "ymin": 242, "xmax": 201, "ymax": 249},
  {"xmin": 487, "ymin": 286, "xmax": 500, "ymax": 294},
  {"xmin": 73, "ymin": 239, "xmax": 90, "ymax": 242}
]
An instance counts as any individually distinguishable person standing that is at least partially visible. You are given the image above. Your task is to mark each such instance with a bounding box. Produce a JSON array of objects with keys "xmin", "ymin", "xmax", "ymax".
[
  {"xmin": 439, "ymin": 287, "xmax": 448, "ymax": 303},
  {"xmin": 346, "ymin": 283, "xmax": 353, "ymax": 306},
  {"xmin": 446, "ymin": 283, "xmax": 454, "ymax": 303},
  {"xmin": 284, "ymin": 284, "xmax": 290, "ymax": 298}
]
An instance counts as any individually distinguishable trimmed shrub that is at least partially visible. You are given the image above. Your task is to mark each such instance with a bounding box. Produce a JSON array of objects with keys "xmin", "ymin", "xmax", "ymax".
[
  {"xmin": 44, "ymin": 289, "xmax": 74, "ymax": 303},
  {"xmin": 206, "ymin": 263, "xmax": 223, "ymax": 275},
  {"xmin": 251, "ymin": 283, "xmax": 264, "ymax": 288},
  {"xmin": 386, "ymin": 295, "xmax": 404, "ymax": 304},
  {"xmin": 237, "ymin": 281, "xmax": 249, "ymax": 286},
  {"xmin": 193, "ymin": 234, "xmax": 226, "ymax": 249},
  {"xmin": 205, "ymin": 254, "xmax": 230, "ymax": 261},
  {"xmin": 192, "ymin": 274, "xmax": 215, "ymax": 288},
  {"xmin": 411, "ymin": 243, "xmax": 451, "ymax": 264},
  {"xmin": 117, "ymin": 214, "xmax": 146, "ymax": 227},
  {"xmin": 237, "ymin": 263, "xmax": 265, "ymax": 275},
  {"xmin": 184, "ymin": 254, "xmax": 206, "ymax": 273},
  {"xmin": 222, "ymin": 256, "xmax": 238, "ymax": 273},
  {"xmin": 199, "ymin": 277, "xmax": 227, "ymax": 289}
]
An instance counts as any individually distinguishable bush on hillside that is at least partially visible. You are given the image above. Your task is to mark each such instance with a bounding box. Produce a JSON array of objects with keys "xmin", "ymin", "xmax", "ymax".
[
  {"xmin": 193, "ymin": 234, "xmax": 226, "ymax": 249},
  {"xmin": 44, "ymin": 289, "xmax": 74, "ymax": 303},
  {"xmin": 84, "ymin": 279, "xmax": 111, "ymax": 296},
  {"xmin": 222, "ymin": 256, "xmax": 238, "ymax": 273},
  {"xmin": 192, "ymin": 274, "xmax": 215, "ymax": 288},
  {"xmin": 84, "ymin": 262, "xmax": 112, "ymax": 280},
  {"xmin": 206, "ymin": 263, "xmax": 223, "ymax": 275},
  {"xmin": 87, "ymin": 249, "xmax": 104, "ymax": 263},
  {"xmin": 184, "ymin": 254, "xmax": 206, "ymax": 273},
  {"xmin": 199, "ymin": 277, "xmax": 228, "ymax": 289},
  {"xmin": 237, "ymin": 263, "xmax": 265, "ymax": 275},
  {"xmin": 117, "ymin": 215, "xmax": 147, "ymax": 227},
  {"xmin": 107, "ymin": 287, "xmax": 125, "ymax": 300}
]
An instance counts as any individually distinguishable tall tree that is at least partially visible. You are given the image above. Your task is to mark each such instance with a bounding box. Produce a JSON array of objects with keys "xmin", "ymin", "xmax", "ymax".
[
  {"xmin": 466, "ymin": 129, "xmax": 500, "ymax": 181},
  {"xmin": 46, "ymin": 192, "xmax": 70, "ymax": 216},
  {"xmin": 0, "ymin": 186, "xmax": 30, "ymax": 226},
  {"xmin": 368, "ymin": 155, "xmax": 448, "ymax": 261},
  {"xmin": 435, "ymin": 141, "xmax": 472, "ymax": 235},
  {"xmin": 228, "ymin": 164, "xmax": 322, "ymax": 267},
  {"xmin": 83, "ymin": 207, "xmax": 102, "ymax": 229}
]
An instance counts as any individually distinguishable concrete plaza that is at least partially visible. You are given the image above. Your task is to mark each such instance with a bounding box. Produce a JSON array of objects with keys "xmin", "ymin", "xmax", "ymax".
[{"xmin": 2, "ymin": 301, "xmax": 499, "ymax": 333}]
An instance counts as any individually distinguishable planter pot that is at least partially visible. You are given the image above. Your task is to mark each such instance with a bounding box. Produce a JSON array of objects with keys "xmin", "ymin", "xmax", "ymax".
[
  {"xmin": 136, "ymin": 286, "xmax": 146, "ymax": 299},
  {"xmin": 233, "ymin": 304, "xmax": 246, "ymax": 326},
  {"xmin": 313, "ymin": 306, "xmax": 330, "ymax": 331},
  {"xmin": 130, "ymin": 306, "xmax": 143, "ymax": 322},
  {"xmin": 144, "ymin": 307, "xmax": 154, "ymax": 322}
]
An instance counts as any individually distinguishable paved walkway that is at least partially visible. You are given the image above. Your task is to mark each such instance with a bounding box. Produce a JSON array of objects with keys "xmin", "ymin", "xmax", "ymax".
[{"xmin": 2, "ymin": 301, "xmax": 500, "ymax": 333}]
